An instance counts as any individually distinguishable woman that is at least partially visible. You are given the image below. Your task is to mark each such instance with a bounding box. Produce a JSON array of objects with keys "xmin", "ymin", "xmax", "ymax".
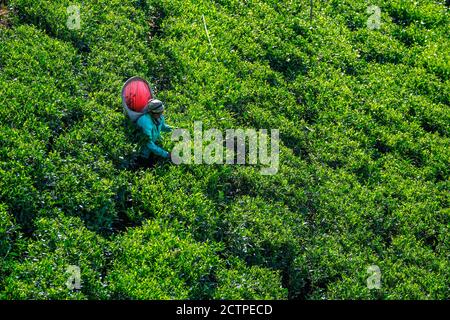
[
  {"xmin": 136, "ymin": 99, "xmax": 173, "ymax": 159},
  {"xmin": 122, "ymin": 77, "xmax": 173, "ymax": 160}
]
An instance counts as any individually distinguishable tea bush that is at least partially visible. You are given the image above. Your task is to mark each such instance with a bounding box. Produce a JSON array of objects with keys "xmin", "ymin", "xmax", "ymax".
[
  {"xmin": 0, "ymin": 213, "xmax": 109, "ymax": 299},
  {"xmin": 0, "ymin": 0, "xmax": 448, "ymax": 299},
  {"xmin": 107, "ymin": 218, "xmax": 286, "ymax": 299}
]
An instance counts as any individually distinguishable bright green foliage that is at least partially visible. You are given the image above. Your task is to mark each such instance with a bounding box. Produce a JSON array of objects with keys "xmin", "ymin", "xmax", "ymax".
[
  {"xmin": 0, "ymin": 214, "xmax": 109, "ymax": 299},
  {"xmin": 0, "ymin": 203, "xmax": 22, "ymax": 260},
  {"xmin": 0, "ymin": 203, "xmax": 25, "ymax": 295},
  {"xmin": 107, "ymin": 219, "xmax": 286, "ymax": 299},
  {"xmin": 0, "ymin": 0, "xmax": 448, "ymax": 299},
  {"xmin": 107, "ymin": 219, "xmax": 221, "ymax": 299},
  {"xmin": 214, "ymin": 258, "xmax": 287, "ymax": 300}
]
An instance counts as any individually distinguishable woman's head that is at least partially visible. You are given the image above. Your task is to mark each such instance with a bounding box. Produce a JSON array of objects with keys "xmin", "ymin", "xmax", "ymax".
[{"xmin": 148, "ymin": 99, "xmax": 165, "ymax": 119}]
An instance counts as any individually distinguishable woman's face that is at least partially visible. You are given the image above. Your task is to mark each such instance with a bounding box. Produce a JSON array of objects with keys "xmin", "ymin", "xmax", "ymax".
[{"xmin": 152, "ymin": 111, "xmax": 164, "ymax": 119}]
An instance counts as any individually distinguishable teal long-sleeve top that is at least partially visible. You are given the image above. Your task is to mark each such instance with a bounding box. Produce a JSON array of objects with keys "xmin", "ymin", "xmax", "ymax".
[{"xmin": 136, "ymin": 114, "xmax": 173, "ymax": 158}]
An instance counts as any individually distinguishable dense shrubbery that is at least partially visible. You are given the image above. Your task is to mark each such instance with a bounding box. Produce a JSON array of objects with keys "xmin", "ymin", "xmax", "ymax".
[
  {"xmin": 0, "ymin": 0, "xmax": 448, "ymax": 299},
  {"xmin": 107, "ymin": 219, "xmax": 286, "ymax": 299},
  {"xmin": 0, "ymin": 214, "xmax": 109, "ymax": 299}
]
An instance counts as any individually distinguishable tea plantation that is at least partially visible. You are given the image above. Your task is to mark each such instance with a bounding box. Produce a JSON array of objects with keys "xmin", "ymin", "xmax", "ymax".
[{"xmin": 0, "ymin": 0, "xmax": 449, "ymax": 299}]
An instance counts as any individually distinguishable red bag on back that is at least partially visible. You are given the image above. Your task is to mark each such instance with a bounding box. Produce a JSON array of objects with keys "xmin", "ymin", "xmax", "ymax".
[{"xmin": 122, "ymin": 77, "xmax": 152, "ymax": 112}]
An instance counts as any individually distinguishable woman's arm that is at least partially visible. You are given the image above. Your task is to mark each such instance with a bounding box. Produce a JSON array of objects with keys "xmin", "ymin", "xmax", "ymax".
[
  {"xmin": 146, "ymin": 140, "xmax": 170, "ymax": 158},
  {"xmin": 160, "ymin": 115, "xmax": 173, "ymax": 132}
]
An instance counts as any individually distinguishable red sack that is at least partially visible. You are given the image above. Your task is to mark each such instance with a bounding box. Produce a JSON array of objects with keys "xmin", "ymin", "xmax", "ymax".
[{"xmin": 122, "ymin": 77, "xmax": 152, "ymax": 112}]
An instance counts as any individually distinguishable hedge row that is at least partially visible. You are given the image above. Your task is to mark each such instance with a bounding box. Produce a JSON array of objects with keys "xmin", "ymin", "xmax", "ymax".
[{"xmin": 0, "ymin": 0, "xmax": 448, "ymax": 299}]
